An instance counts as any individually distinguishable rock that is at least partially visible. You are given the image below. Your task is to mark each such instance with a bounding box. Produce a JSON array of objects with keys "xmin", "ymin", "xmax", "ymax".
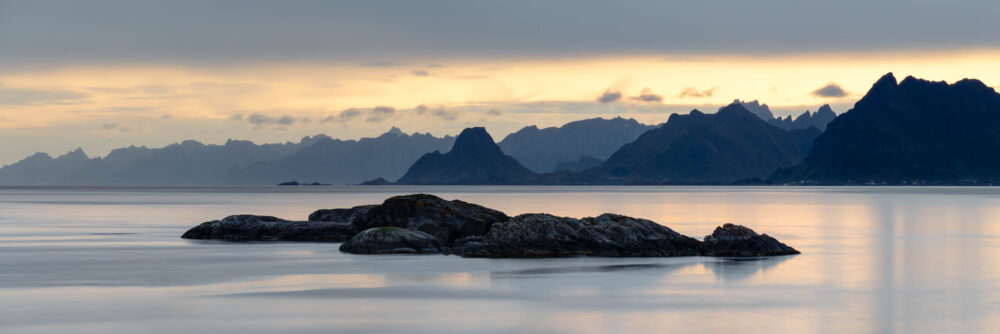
[
  {"xmin": 277, "ymin": 181, "xmax": 300, "ymax": 186},
  {"xmin": 308, "ymin": 204, "xmax": 377, "ymax": 222},
  {"xmin": 181, "ymin": 214, "xmax": 355, "ymax": 242},
  {"xmin": 339, "ymin": 227, "xmax": 447, "ymax": 254},
  {"xmin": 352, "ymin": 194, "xmax": 509, "ymax": 242},
  {"xmin": 700, "ymin": 223, "xmax": 799, "ymax": 256},
  {"xmin": 458, "ymin": 213, "xmax": 702, "ymax": 258}
]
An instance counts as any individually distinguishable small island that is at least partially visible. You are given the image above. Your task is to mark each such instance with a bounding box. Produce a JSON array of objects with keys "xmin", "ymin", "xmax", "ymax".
[
  {"xmin": 277, "ymin": 181, "xmax": 331, "ymax": 186},
  {"xmin": 182, "ymin": 194, "xmax": 799, "ymax": 258}
]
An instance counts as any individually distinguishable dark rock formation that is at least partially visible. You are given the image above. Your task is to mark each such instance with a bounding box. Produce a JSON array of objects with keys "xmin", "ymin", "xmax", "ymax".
[
  {"xmin": 774, "ymin": 73, "xmax": 1000, "ymax": 184},
  {"xmin": 562, "ymin": 104, "xmax": 820, "ymax": 184},
  {"xmin": 180, "ymin": 194, "xmax": 799, "ymax": 258},
  {"xmin": 277, "ymin": 181, "xmax": 300, "ymax": 186},
  {"xmin": 339, "ymin": 227, "xmax": 447, "ymax": 254},
  {"xmin": 181, "ymin": 215, "xmax": 355, "ymax": 242},
  {"xmin": 394, "ymin": 127, "xmax": 539, "ymax": 184},
  {"xmin": 457, "ymin": 213, "xmax": 702, "ymax": 258},
  {"xmin": 497, "ymin": 117, "xmax": 655, "ymax": 173},
  {"xmin": 308, "ymin": 205, "xmax": 377, "ymax": 222},
  {"xmin": 353, "ymin": 194, "xmax": 508, "ymax": 242},
  {"xmin": 700, "ymin": 223, "xmax": 799, "ymax": 256}
]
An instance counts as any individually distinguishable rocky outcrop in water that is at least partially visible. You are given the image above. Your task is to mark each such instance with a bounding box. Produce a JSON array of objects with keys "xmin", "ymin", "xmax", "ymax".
[
  {"xmin": 457, "ymin": 213, "xmax": 702, "ymax": 258},
  {"xmin": 352, "ymin": 194, "xmax": 509, "ymax": 242},
  {"xmin": 339, "ymin": 227, "xmax": 447, "ymax": 254},
  {"xmin": 181, "ymin": 214, "xmax": 356, "ymax": 242},
  {"xmin": 182, "ymin": 194, "xmax": 800, "ymax": 258},
  {"xmin": 700, "ymin": 223, "xmax": 799, "ymax": 256},
  {"xmin": 308, "ymin": 205, "xmax": 377, "ymax": 223}
]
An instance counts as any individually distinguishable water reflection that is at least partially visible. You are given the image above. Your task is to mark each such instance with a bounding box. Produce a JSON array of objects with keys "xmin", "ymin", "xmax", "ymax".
[
  {"xmin": 704, "ymin": 256, "xmax": 793, "ymax": 282},
  {"xmin": 2, "ymin": 186, "xmax": 1000, "ymax": 334}
]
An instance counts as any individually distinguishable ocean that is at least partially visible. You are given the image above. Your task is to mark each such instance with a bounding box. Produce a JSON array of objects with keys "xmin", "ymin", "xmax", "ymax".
[{"xmin": 2, "ymin": 186, "xmax": 998, "ymax": 333}]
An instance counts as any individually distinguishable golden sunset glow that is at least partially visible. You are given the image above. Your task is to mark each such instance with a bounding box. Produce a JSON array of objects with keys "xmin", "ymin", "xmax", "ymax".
[{"xmin": 3, "ymin": 50, "xmax": 1000, "ymax": 164}]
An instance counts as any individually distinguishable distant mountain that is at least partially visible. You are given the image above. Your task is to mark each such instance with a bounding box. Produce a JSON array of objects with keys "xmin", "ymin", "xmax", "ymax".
[
  {"xmin": 736, "ymin": 99, "xmax": 837, "ymax": 131},
  {"xmin": 0, "ymin": 137, "xmax": 326, "ymax": 186},
  {"xmin": 497, "ymin": 117, "xmax": 656, "ymax": 173},
  {"xmin": 768, "ymin": 105, "xmax": 838, "ymax": 131},
  {"xmin": 560, "ymin": 104, "xmax": 820, "ymax": 184},
  {"xmin": 773, "ymin": 73, "xmax": 1000, "ymax": 184},
  {"xmin": 228, "ymin": 128, "xmax": 454, "ymax": 185},
  {"xmin": 735, "ymin": 99, "xmax": 776, "ymax": 120},
  {"xmin": 0, "ymin": 128, "xmax": 454, "ymax": 186},
  {"xmin": 395, "ymin": 127, "xmax": 539, "ymax": 185}
]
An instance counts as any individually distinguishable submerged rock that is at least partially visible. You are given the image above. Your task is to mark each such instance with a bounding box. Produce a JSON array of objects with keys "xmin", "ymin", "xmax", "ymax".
[
  {"xmin": 458, "ymin": 213, "xmax": 702, "ymax": 258},
  {"xmin": 181, "ymin": 214, "xmax": 355, "ymax": 242},
  {"xmin": 700, "ymin": 223, "xmax": 799, "ymax": 256},
  {"xmin": 339, "ymin": 227, "xmax": 447, "ymax": 254},
  {"xmin": 308, "ymin": 205, "xmax": 377, "ymax": 222},
  {"xmin": 352, "ymin": 194, "xmax": 509, "ymax": 242}
]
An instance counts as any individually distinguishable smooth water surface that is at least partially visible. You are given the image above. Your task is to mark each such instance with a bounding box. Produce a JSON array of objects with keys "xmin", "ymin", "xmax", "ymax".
[{"xmin": 2, "ymin": 186, "xmax": 999, "ymax": 333}]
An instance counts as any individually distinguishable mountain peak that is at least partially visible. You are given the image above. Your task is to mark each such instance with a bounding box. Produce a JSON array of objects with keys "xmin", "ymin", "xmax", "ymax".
[
  {"xmin": 387, "ymin": 126, "xmax": 405, "ymax": 136},
  {"xmin": 450, "ymin": 127, "xmax": 499, "ymax": 155},
  {"xmin": 734, "ymin": 99, "xmax": 775, "ymax": 120}
]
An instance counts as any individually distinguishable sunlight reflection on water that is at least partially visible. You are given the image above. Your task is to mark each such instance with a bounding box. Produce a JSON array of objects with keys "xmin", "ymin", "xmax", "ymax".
[{"xmin": 1, "ymin": 186, "xmax": 999, "ymax": 333}]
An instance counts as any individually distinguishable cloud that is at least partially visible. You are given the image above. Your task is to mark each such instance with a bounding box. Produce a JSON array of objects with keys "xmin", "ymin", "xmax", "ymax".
[
  {"xmin": 100, "ymin": 123, "xmax": 119, "ymax": 130},
  {"xmin": 812, "ymin": 83, "xmax": 848, "ymax": 98},
  {"xmin": 598, "ymin": 90, "xmax": 622, "ymax": 104},
  {"xmin": 411, "ymin": 69, "xmax": 430, "ymax": 76},
  {"xmin": 246, "ymin": 113, "xmax": 297, "ymax": 126},
  {"xmin": 365, "ymin": 106, "xmax": 397, "ymax": 123},
  {"xmin": 0, "ymin": 84, "xmax": 89, "ymax": 105},
  {"xmin": 678, "ymin": 87, "xmax": 716, "ymax": 98},
  {"xmin": 414, "ymin": 104, "xmax": 457, "ymax": 120},
  {"xmin": 486, "ymin": 109, "xmax": 502, "ymax": 116},
  {"xmin": 160, "ymin": 114, "xmax": 172, "ymax": 119},
  {"xmin": 427, "ymin": 64, "xmax": 444, "ymax": 68},
  {"xmin": 630, "ymin": 88, "xmax": 662, "ymax": 103},
  {"xmin": 360, "ymin": 60, "xmax": 403, "ymax": 67},
  {"xmin": 228, "ymin": 114, "xmax": 243, "ymax": 121},
  {"xmin": 276, "ymin": 115, "xmax": 295, "ymax": 125}
]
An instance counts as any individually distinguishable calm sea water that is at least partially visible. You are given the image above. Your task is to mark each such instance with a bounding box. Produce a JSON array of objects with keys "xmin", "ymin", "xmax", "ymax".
[{"xmin": 2, "ymin": 186, "xmax": 999, "ymax": 333}]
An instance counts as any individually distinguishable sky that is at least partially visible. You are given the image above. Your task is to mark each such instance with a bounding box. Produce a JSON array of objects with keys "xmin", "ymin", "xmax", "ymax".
[{"xmin": 1, "ymin": 0, "xmax": 999, "ymax": 165}]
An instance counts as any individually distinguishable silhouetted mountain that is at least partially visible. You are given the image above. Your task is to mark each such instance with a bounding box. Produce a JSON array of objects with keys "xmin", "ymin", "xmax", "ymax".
[
  {"xmin": 395, "ymin": 127, "xmax": 539, "ymax": 184},
  {"xmin": 734, "ymin": 99, "xmax": 775, "ymax": 120},
  {"xmin": 768, "ymin": 104, "xmax": 837, "ymax": 131},
  {"xmin": 774, "ymin": 73, "xmax": 1000, "ymax": 184},
  {"xmin": 228, "ymin": 128, "xmax": 454, "ymax": 185},
  {"xmin": 561, "ymin": 104, "xmax": 820, "ymax": 184},
  {"xmin": 497, "ymin": 117, "xmax": 656, "ymax": 173},
  {"xmin": 0, "ymin": 128, "xmax": 453, "ymax": 186}
]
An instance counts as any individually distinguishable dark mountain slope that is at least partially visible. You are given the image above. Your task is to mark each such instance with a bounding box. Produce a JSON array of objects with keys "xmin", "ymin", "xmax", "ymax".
[
  {"xmin": 774, "ymin": 73, "xmax": 1000, "ymax": 184},
  {"xmin": 561, "ymin": 104, "xmax": 820, "ymax": 184},
  {"xmin": 395, "ymin": 127, "xmax": 539, "ymax": 185}
]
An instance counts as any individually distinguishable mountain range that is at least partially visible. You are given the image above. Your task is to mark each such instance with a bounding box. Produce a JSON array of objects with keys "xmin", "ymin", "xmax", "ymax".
[
  {"xmin": 497, "ymin": 117, "xmax": 655, "ymax": 173},
  {"xmin": 556, "ymin": 104, "xmax": 820, "ymax": 184},
  {"xmin": 7, "ymin": 73, "xmax": 997, "ymax": 186},
  {"xmin": 395, "ymin": 127, "xmax": 539, "ymax": 185},
  {"xmin": 774, "ymin": 73, "xmax": 1000, "ymax": 184},
  {"xmin": 0, "ymin": 129, "xmax": 453, "ymax": 186},
  {"xmin": 736, "ymin": 99, "xmax": 837, "ymax": 131}
]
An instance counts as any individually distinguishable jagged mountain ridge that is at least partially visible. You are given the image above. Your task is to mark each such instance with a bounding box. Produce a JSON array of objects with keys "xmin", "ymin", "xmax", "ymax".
[
  {"xmin": 497, "ymin": 117, "xmax": 656, "ymax": 173},
  {"xmin": 774, "ymin": 73, "xmax": 1000, "ymax": 184}
]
